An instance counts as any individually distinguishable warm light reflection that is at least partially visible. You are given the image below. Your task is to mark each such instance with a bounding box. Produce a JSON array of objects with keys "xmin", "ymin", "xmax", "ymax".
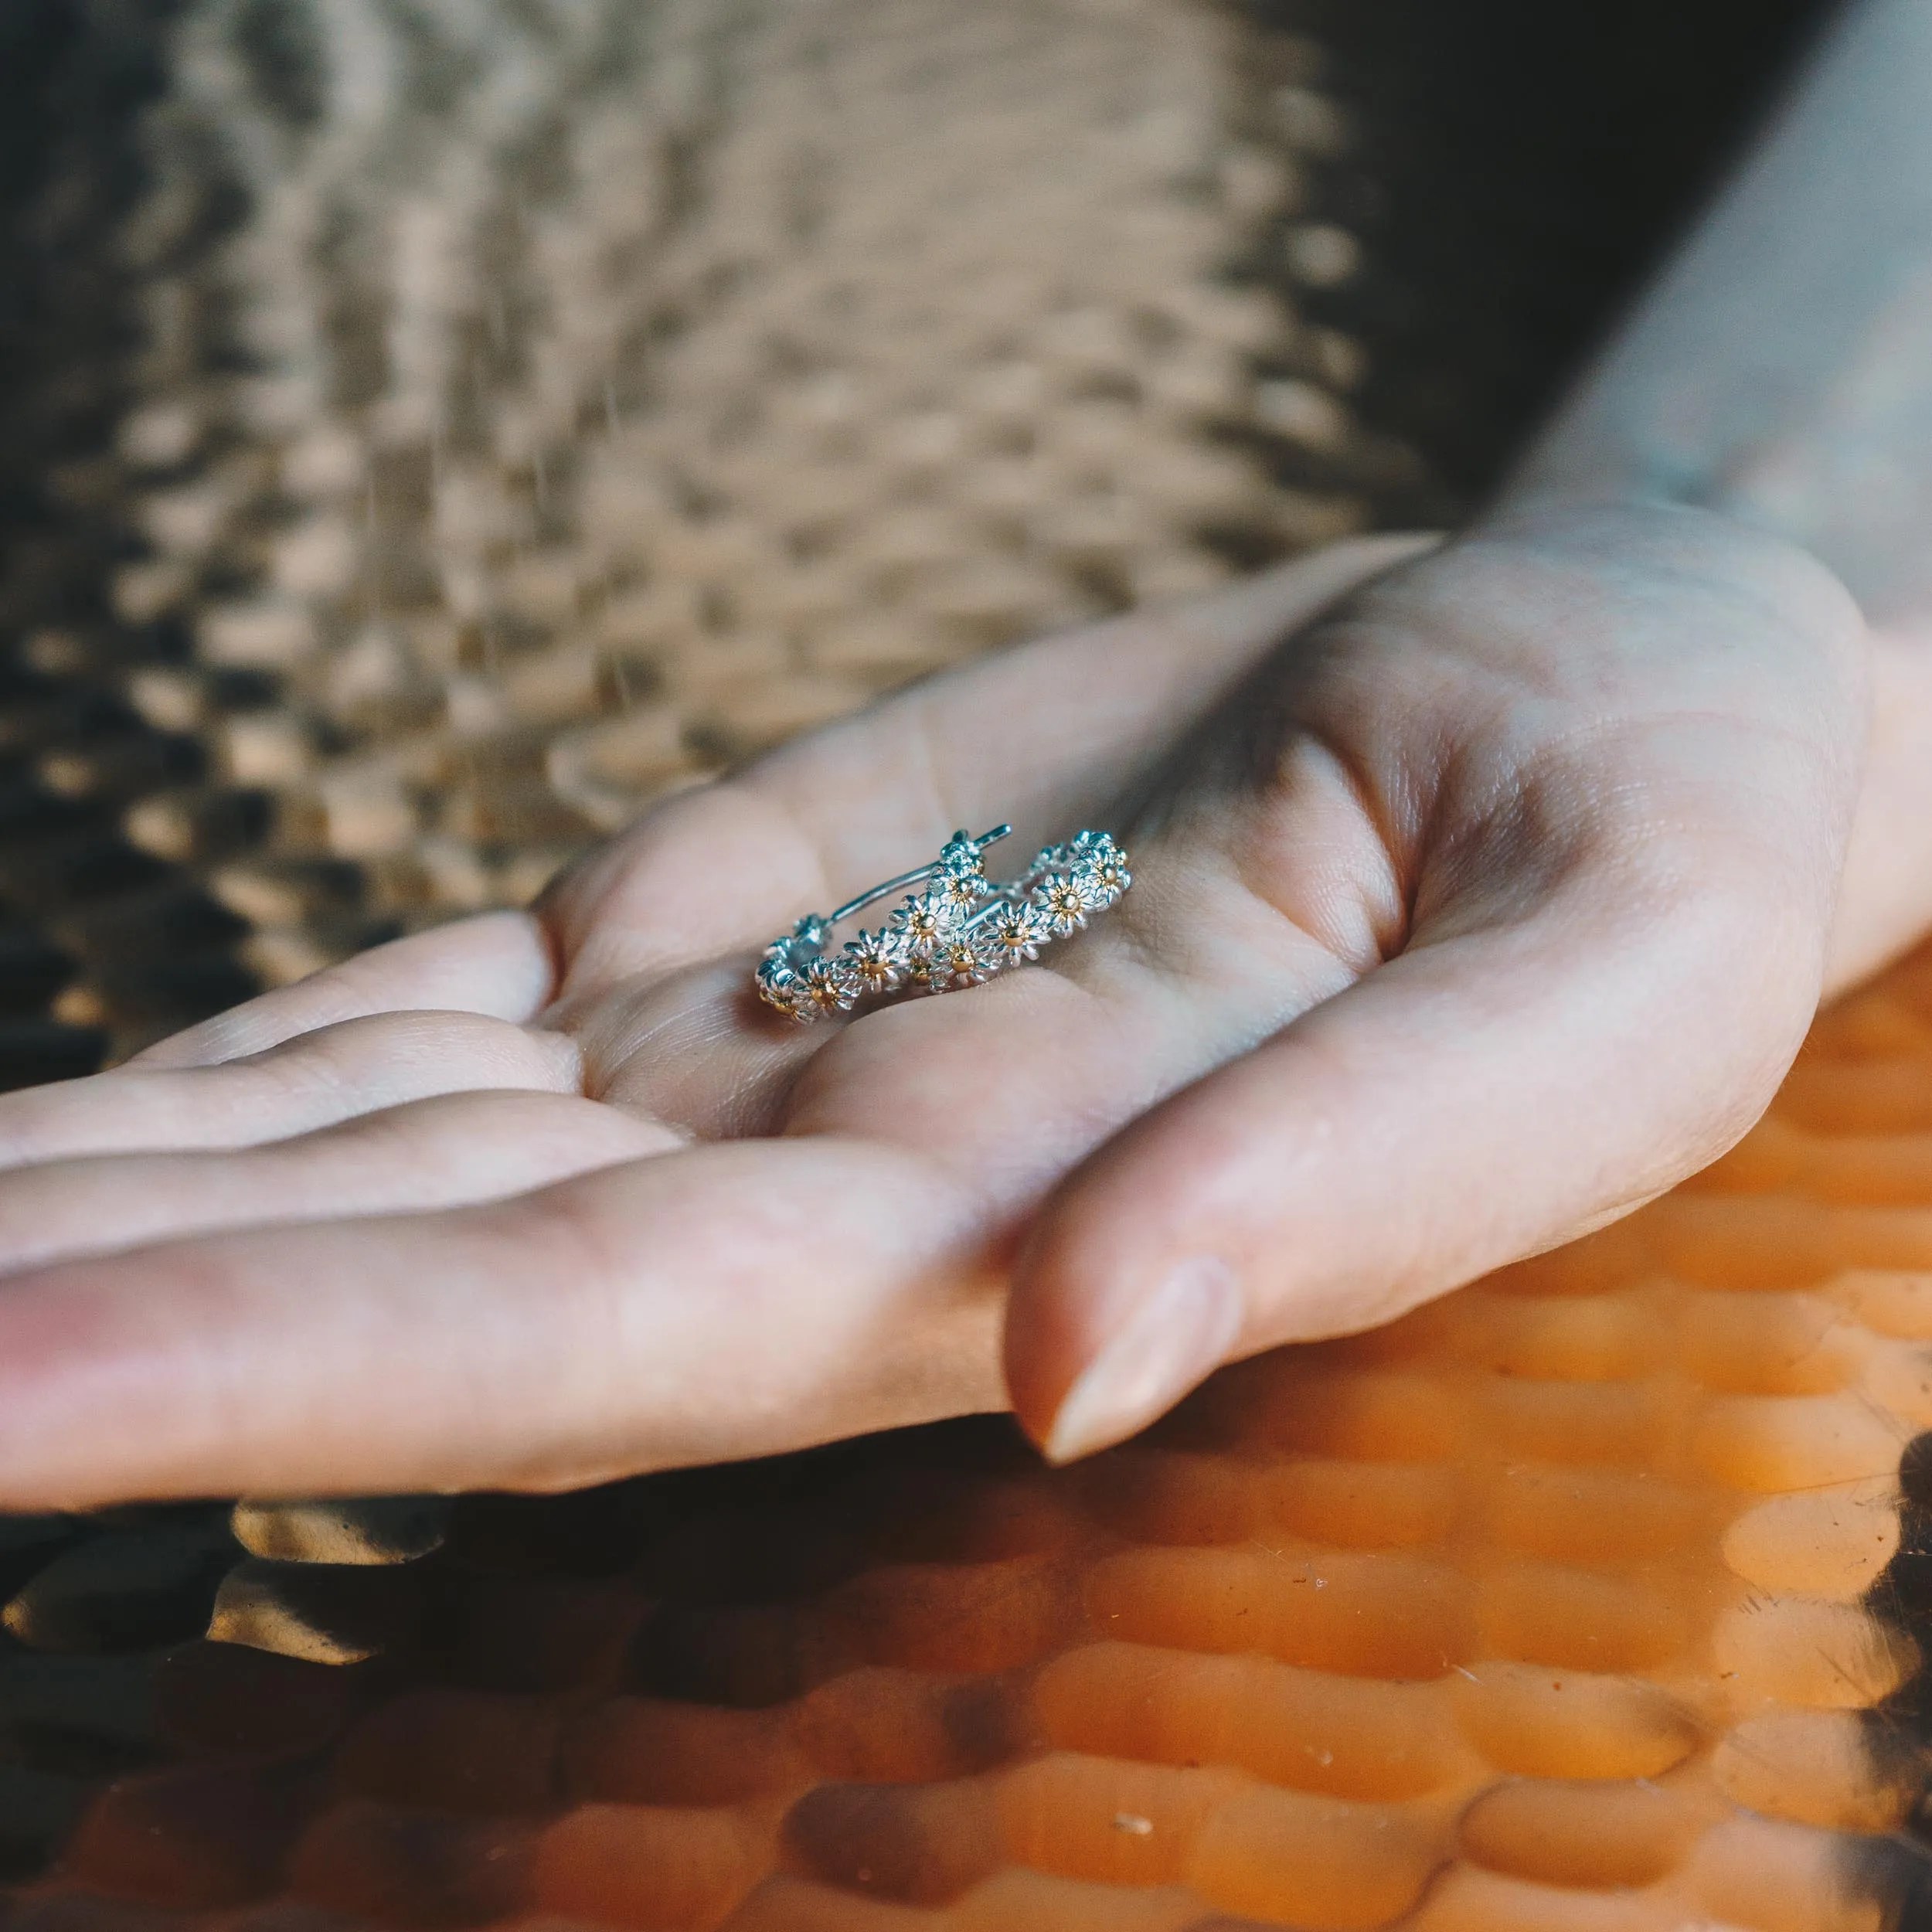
[{"xmin": 22, "ymin": 948, "xmax": 1932, "ymax": 1929}]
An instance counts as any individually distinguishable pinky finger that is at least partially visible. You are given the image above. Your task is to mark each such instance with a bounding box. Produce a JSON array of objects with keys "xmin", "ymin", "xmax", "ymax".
[{"xmin": 131, "ymin": 910, "xmax": 558, "ymax": 1069}]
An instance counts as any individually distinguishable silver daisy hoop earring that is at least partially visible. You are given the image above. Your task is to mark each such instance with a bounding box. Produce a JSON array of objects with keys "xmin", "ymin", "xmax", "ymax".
[{"xmin": 754, "ymin": 825, "xmax": 1132, "ymax": 1022}]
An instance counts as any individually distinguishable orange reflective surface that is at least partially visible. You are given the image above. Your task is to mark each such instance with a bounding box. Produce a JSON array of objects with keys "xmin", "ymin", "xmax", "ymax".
[{"xmin": 6, "ymin": 950, "xmax": 1932, "ymax": 1928}]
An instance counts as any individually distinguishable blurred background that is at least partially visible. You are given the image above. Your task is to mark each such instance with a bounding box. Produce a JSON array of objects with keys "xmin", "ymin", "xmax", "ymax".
[{"xmin": 0, "ymin": 0, "xmax": 1831, "ymax": 1086}]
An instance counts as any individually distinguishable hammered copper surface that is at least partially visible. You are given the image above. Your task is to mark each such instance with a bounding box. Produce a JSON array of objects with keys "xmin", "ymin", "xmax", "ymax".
[
  {"xmin": 0, "ymin": 954, "xmax": 1927, "ymax": 1926},
  {"xmin": 7, "ymin": 0, "xmax": 1441, "ymax": 1066},
  {"xmin": 5, "ymin": 1, "xmax": 1910, "ymax": 1927},
  {"xmin": 0, "ymin": 0, "xmax": 1818, "ymax": 1068}
]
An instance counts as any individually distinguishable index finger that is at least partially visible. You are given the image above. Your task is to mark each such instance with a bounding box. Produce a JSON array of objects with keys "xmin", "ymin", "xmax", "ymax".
[{"xmin": 0, "ymin": 1134, "xmax": 995, "ymax": 1505}]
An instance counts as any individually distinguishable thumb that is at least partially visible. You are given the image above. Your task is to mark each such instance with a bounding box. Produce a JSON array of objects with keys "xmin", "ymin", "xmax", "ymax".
[
  {"xmin": 1004, "ymin": 513, "xmax": 1869, "ymax": 1463},
  {"xmin": 1004, "ymin": 879, "xmax": 1820, "ymax": 1462}
]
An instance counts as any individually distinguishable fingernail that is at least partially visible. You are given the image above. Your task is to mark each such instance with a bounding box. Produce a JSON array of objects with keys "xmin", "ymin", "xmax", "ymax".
[{"xmin": 1042, "ymin": 1257, "xmax": 1243, "ymax": 1464}]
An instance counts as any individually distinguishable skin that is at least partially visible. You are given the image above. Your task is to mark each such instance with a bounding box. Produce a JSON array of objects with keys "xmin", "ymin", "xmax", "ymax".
[
  {"xmin": 1515, "ymin": 0, "xmax": 1932, "ymax": 999},
  {"xmin": 0, "ymin": 501, "xmax": 1906, "ymax": 1502},
  {"xmin": 2, "ymin": 0, "xmax": 1931, "ymax": 1504}
]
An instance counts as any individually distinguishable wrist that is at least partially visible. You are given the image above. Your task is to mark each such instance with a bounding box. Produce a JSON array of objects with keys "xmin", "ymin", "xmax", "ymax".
[
  {"xmin": 1478, "ymin": 495, "xmax": 1932, "ymax": 998},
  {"xmin": 1828, "ymin": 628, "xmax": 1932, "ymax": 995},
  {"xmin": 1468, "ymin": 492, "xmax": 1857, "ymax": 619}
]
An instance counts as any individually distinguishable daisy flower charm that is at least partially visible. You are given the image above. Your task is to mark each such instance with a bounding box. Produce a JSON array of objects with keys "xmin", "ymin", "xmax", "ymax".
[{"xmin": 755, "ymin": 824, "xmax": 1131, "ymax": 1022}]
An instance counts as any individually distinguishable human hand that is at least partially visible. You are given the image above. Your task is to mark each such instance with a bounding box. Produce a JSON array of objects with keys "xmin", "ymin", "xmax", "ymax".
[{"xmin": 0, "ymin": 502, "xmax": 1889, "ymax": 1504}]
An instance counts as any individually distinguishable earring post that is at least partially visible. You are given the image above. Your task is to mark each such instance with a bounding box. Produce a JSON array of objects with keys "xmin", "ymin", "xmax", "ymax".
[{"xmin": 825, "ymin": 825, "xmax": 1012, "ymax": 927}]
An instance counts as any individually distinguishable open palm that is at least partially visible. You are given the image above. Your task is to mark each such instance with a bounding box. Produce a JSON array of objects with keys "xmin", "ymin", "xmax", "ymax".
[{"xmin": 0, "ymin": 502, "xmax": 1875, "ymax": 1505}]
